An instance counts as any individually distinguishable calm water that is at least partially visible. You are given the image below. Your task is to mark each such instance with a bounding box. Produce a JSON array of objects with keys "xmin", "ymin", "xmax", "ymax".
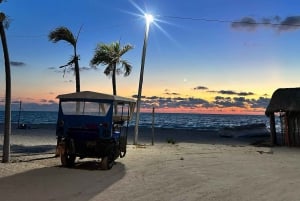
[{"xmin": 0, "ymin": 111, "xmax": 270, "ymax": 131}]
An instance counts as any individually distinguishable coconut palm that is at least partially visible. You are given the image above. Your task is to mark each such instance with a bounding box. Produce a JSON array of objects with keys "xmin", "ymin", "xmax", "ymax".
[
  {"xmin": 0, "ymin": 2, "xmax": 12, "ymax": 163},
  {"xmin": 90, "ymin": 41, "xmax": 133, "ymax": 95},
  {"xmin": 48, "ymin": 26, "xmax": 81, "ymax": 92}
]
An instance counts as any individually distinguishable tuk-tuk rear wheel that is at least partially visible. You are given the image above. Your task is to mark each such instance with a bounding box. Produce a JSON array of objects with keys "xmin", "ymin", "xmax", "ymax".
[
  {"xmin": 119, "ymin": 135, "xmax": 127, "ymax": 158},
  {"xmin": 100, "ymin": 156, "xmax": 114, "ymax": 170},
  {"xmin": 61, "ymin": 153, "xmax": 76, "ymax": 167},
  {"xmin": 60, "ymin": 140, "xmax": 76, "ymax": 167}
]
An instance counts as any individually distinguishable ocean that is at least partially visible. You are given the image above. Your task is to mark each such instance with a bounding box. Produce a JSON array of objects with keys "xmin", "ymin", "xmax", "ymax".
[{"xmin": 0, "ymin": 111, "xmax": 271, "ymax": 131}]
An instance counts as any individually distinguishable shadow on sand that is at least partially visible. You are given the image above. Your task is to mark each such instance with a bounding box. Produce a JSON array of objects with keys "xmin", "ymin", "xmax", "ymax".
[{"xmin": 0, "ymin": 161, "xmax": 125, "ymax": 201}]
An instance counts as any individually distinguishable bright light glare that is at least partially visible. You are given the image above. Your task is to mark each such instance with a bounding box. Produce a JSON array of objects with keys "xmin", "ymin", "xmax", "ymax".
[{"xmin": 145, "ymin": 14, "xmax": 154, "ymax": 24}]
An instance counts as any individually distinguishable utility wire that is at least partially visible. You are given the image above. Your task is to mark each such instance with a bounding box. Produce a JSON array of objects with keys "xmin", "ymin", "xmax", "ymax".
[
  {"xmin": 7, "ymin": 15, "xmax": 300, "ymax": 38},
  {"xmin": 160, "ymin": 15, "xmax": 300, "ymax": 27}
]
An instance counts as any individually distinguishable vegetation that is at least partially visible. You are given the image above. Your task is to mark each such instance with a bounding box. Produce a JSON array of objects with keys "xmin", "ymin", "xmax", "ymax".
[
  {"xmin": 48, "ymin": 26, "xmax": 81, "ymax": 92},
  {"xmin": 0, "ymin": 0, "xmax": 12, "ymax": 163},
  {"xmin": 90, "ymin": 41, "xmax": 133, "ymax": 95},
  {"xmin": 166, "ymin": 138, "xmax": 176, "ymax": 144}
]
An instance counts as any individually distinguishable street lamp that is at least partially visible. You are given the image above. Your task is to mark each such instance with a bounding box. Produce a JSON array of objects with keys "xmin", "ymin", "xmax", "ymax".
[{"xmin": 134, "ymin": 14, "xmax": 153, "ymax": 145}]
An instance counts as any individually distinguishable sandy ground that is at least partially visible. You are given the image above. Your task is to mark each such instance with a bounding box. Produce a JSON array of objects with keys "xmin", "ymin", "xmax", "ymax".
[{"xmin": 0, "ymin": 125, "xmax": 300, "ymax": 201}]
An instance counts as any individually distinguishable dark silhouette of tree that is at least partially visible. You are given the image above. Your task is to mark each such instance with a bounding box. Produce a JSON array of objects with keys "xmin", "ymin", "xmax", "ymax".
[
  {"xmin": 90, "ymin": 41, "xmax": 133, "ymax": 96},
  {"xmin": 48, "ymin": 26, "xmax": 81, "ymax": 92},
  {"xmin": 0, "ymin": 0, "xmax": 12, "ymax": 163}
]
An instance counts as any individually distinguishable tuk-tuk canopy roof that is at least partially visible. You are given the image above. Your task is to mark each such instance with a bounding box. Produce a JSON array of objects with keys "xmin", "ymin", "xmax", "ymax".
[{"xmin": 57, "ymin": 91, "xmax": 136, "ymax": 104}]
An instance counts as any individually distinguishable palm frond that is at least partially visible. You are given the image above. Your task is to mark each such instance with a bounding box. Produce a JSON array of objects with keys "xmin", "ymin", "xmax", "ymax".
[
  {"xmin": 90, "ymin": 43, "xmax": 112, "ymax": 66},
  {"xmin": 120, "ymin": 44, "xmax": 134, "ymax": 56},
  {"xmin": 90, "ymin": 41, "xmax": 134, "ymax": 94},
  {"xmin": 48, "ymin": 26, "xmax": 76, "ymax": 47},
  {"xmin": 0, "ymin": 12, "xmax": 9, "ymax": 29},
  {"xmin": 104, "ymin": 64, "xmax": 114, "ymax": 76},
  {"xmin": 121, "ymin": 60, "xmax": 132, "ymax": 76},
  {"xmin": 58, "ymin": 56, "xmax": 78, "ymax": 77}
]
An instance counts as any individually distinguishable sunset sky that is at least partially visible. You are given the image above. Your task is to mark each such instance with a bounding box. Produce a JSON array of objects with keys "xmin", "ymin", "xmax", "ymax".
[{"xmin": 1, "ymin": 0, "xmax": 300, "ymax": 114}]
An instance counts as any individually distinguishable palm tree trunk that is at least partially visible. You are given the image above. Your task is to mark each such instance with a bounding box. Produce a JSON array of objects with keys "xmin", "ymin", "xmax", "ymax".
[
  {"xmin": 74, "ymin": 55, "xmax": 80, "ymax": 114},
  {"xmin": 112, "ymin": 63, "xmax": 117, "ymax": 96},
  {"xmin": 0, "ymin": 22, "xmax": 11, "ymax": 163},
  {"xmin": 74, "ymin": 55, "xmax": 80, "ymax": 92},
  {"xmin": 112, "ymin": 63, "xmax": 117, "ymax": 115}
]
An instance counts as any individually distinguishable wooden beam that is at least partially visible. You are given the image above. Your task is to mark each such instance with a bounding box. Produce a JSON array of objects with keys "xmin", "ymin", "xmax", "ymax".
[{"xmin": 270, "ymin": 113, "xmax": 277, "ymax": 146}]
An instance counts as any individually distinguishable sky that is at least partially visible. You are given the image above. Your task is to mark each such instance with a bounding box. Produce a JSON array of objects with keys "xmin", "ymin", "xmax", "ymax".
[{"xmin": 0, "ymin": 0, "xmax": 300, "ymax": 114}]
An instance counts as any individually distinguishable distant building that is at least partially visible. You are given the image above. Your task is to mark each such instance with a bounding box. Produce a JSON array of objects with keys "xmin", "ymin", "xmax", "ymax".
[{"xmin": 265, "ymin": 87, "xmax": 300, "ymax": 146}]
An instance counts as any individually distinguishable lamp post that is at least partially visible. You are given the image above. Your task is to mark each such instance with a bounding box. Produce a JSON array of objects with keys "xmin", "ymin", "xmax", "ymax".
[{"xmin": 134, "ymin": 14, "xmax": 153, "ymax": 145}]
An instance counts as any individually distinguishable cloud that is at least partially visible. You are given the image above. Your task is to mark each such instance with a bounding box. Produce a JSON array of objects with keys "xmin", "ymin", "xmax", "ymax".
[
  {"xmin": 0, "ymin": 101, "xmax": 59, "ymax": 111},
  {"xmin": 213, "ymin": 96, "xmax": 270, "ymax": 109},
  {"xmin": 231, "ymin": 17, "xmax": 258, "ymax": 31},
  {"xmin": 137, "ymin": 87, "xmax": 262, "ymax": 111},
  {"xmin": 232, "ymin": 15, "xmax": 300, "ymax": 32},
  {"xmin": 218, "ymin": 90, "xmax": 237, "ymax": 95},
  {"xmin": 132, "ymin": 95, "xmax": 146, "ymax": 99},
  {"xmin": 137, "ymin": 94, "xmax": 270, "ymax": 111},
  {"xmin": 80, "ymin": 66, "xmax": 92, "ymax": 71},
  {"xmin": 217, "ymin": 90, "xmax": 254, "ymax": 96},
  {"xmin": 48, "ymin": 66, "xmax": 64, "ymax": 73},
  {"xmin": 10, "ymin": 61, "xmax": 26, "ymax": 67},
  {"xmin": 249, "ymin": 97, "xmax": 270, "ymax": 108},
  {"xmin": 0, "ymin": 93, "xmax": 270, "ymax": 113},
  {"xmin": 48, "ymin": 66, "xmax": 91, "ymax": 73},
  {"xmin": 237, "ymin": 92, "xmax": 254, "ymax": 96},
  {"xmin": 194, "ymin": 86, "xmax": 208, "ymax": 90},
  {"xmin": 48, "ymin": 100, "xmax": 56, "ymax": 104},
  {"xmin": 135, "ymin": 95, "xmax": 212, "ymax": 110},
  {"xmin": 279, "ymin": 16, "xmax": 300, "ymax": 31},
  {"xmin": 164, "ymin": 92, "xmax": 180, "ymax": 96},
  {"xmin": 64, "ymin": 80, "xmax": 73, "ymax": 83}
]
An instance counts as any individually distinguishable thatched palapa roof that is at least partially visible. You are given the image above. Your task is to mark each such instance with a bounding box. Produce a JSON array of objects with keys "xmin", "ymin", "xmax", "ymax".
[{"xmin": 265, "ymin": 88, "xmax": 300, "ymax": 116}]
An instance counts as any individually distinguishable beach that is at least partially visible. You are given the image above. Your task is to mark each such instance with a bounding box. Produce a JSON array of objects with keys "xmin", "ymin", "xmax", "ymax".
[{"xmin": 0, "ymin": 124, "xmax": 300, "ymax": 201}]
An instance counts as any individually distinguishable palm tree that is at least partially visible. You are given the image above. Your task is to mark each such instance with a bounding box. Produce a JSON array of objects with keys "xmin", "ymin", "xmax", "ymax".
[
  {"xmin": 48, "ymin": 26, "xmax": 81, "ymax": 92},
  {"xmin": 90, "ymin": 41, "xmax": 133, "ymax": 95},
  {"xmin": 0, "ymin": 2, "xmax": 12, "ymax": 163}
]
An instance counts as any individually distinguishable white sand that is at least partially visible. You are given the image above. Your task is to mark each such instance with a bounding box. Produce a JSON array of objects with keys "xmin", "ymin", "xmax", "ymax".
[{"xmin": 0, "ymin": 126, "xmax": 300, "ymax": 201}]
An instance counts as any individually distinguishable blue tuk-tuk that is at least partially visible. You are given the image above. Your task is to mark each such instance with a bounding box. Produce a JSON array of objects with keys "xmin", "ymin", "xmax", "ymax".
[{"xmin": 56, "ymin": 91, "xmax": 136, "ymax": 170}]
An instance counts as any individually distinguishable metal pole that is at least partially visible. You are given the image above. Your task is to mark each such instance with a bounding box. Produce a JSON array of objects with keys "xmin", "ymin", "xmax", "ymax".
[
  {"xmin": 134, "ymin": 20, "xmax": 151, "ymax": 145},
  {"xmin": 152, "ymin": 107, "xmax": 155, "ymax": 145}
]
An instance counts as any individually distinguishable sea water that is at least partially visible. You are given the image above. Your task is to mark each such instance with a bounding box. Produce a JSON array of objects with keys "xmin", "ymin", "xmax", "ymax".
[{"xmin": 0, "ymin": 111, "xmax": 270, "ymax": 131}]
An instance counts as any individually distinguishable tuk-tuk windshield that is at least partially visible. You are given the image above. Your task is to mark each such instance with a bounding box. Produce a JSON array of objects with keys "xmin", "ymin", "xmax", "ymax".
[{"xmin": 61, "ymin": 101, "xmax": 111, "ymax": 116}]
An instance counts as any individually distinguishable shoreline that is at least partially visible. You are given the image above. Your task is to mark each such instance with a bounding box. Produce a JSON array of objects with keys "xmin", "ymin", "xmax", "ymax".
[{"xmin": 0, "ymin": 123, "xmax": 270, "ymax": 149}]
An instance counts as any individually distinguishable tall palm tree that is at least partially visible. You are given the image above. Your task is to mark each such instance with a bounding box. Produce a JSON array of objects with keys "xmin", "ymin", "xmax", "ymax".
[
  {"xmin": 0, "ymin": 2, "xmax": 12, "ymax": 163},
  {"xmin": 48, "ymin": 26, "xmax": 81, "ymax": 92},
  {"xmin": 90, "ymin": 41, "xmax": 133, "ymax": 95}
]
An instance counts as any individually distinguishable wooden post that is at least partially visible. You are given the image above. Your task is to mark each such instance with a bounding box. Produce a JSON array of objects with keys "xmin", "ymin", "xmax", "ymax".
[
  {"xmin": 270, "ymin": 113, "xmax": 277, "ymax": 146},
  {"xmin": 151, "ymin": 107, "xmax": 155, "ymax": 145},
  {"xmin": 284, "ymin": 114, "xmax": 290, "ymax": 146},
  {"xmin": 17, "ymin": 100, "xmax": 21, "ymax": 128}
]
